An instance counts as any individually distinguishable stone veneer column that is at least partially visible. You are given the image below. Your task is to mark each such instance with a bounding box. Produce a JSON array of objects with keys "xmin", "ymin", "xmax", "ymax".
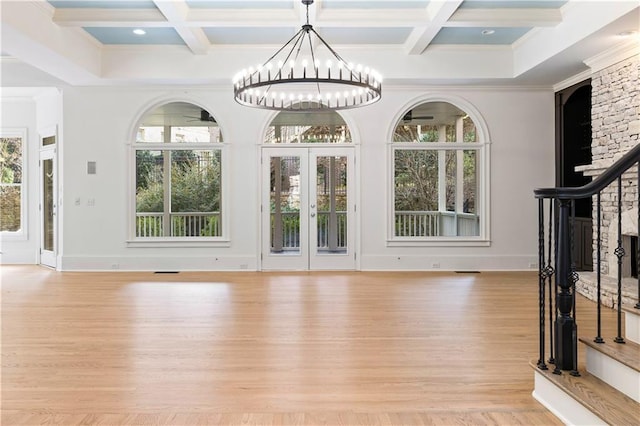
[{"xmin": 590, "ymin": 53, "xmax": 639, "ymax": 275}]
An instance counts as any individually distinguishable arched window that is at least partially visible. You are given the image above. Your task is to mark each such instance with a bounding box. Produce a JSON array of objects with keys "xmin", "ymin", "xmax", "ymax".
[
  {"xmin": 132, "ymin": 102, "xmax": 224, "ymax": 240},
  {"xmin": 391, "ymin": 100, "xmax": 488, "ymax": 242},
  {"xmin": 264, "ymin": 108, "xmax": 351, "ymax": 144}
]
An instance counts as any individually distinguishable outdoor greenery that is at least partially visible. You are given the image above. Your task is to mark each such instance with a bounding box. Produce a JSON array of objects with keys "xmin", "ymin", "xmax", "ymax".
[
  {"xmin": 135, "ymin": 149, "xmax": 221, "ymax": 237},
  {"xmin": 0, "ymin": 137, "xmax": 23, "ymax": 232}
]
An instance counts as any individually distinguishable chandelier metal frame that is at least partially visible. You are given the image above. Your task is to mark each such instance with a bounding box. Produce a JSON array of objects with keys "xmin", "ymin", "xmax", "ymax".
[{"xmin": 232, "ymin": 0, "xmax": 382, "ymax": 112}]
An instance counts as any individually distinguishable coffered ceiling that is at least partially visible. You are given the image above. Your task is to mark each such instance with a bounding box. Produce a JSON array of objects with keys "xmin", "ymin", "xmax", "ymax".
[{"xmin": 1, "ymin": 0, "xmax": 638, "ymax": 87}]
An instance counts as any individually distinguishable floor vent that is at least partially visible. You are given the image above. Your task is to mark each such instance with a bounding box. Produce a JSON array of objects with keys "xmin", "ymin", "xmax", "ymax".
[
  {"xmin": 455, "ymin": 271, "xmax": 480, "ymax": 273},
  {"xmin": 154, "ymin": 271, "xmax": 179, "ymax": 274}
]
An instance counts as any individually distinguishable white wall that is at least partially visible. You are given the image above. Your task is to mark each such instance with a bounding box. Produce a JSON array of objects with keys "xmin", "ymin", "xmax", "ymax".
[{"xmin": 49, "ymin": 84, "xmax": 555, "ymax": 271}]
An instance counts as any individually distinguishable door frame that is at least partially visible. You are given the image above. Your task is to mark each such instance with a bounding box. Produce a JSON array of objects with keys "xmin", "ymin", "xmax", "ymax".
[
  {"xmin": 260, "ymin": 145, "xmax": 358, "ymax": 271},
  {"xmin": 39, "ymin": 127, "xmax": 58, "ymax": 269}
]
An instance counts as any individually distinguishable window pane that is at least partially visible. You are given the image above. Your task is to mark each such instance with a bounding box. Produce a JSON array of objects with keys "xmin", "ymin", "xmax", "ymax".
[
  {"xmin": 270, "ymin": 156, "xmax": 301, "ymax": 253},
  {"xmin": 136, "ymin": 150, "xmax": 164, "ymax": 237},
  {"xmin": 0, "ymin": 137, "xmax": 23, "ymax": 184},
  {"xmin": 265, "ymin": 110, "xmax": 351, "ymax": 143},
  {"xmin": 137, "ymin": 126, "xmax": 165, "ymax": 143},
  {"xmin": 394, "ymin": 150, "xmax": 439, "ymax": 237},
  {"xmin": 170, "ymin": 150, "xmax": 221, "ymax": 237},
  {"xmin": 0, "ymin": 186, "xmax": 21, "ymax": 232},
  {"xmin": 316, "ymin": 156, "xmax": 348, "ymax": 253},
  {"xmin": 463, "ymin": 150, "xmax": 477, "ymax": 214},
  {"xmin": 445, "ymin": 150, "xmax": 456, "ymax": 212},
  {"xmin": 393, "ymin": 102, "xmax": 477, "ymax": 143},
  {"xmin": 171, "ymin": 126, "xmax": 222, "ymax": 143}
]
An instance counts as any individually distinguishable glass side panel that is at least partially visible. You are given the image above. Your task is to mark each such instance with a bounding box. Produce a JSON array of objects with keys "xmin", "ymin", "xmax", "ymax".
[
  {"xmin": 43, "ymin": 158, "xmax": 54, "ymax": 251},
  {"xmin": 445, "ymin": 150, "xmax": 456, "ymax": 212},
  {"xmin": 460, "ymin": 150, "xmax": 479, "ymax": 237},
  {"xmin": 135, "ymin": 150, "xmax": 164, "ymax": 237},
  {"xmin": 316, "ymin": 156, "xmax": 347, "ymax": 254},
  {"xmin": 270, "ymin": 156, "xmax": 301, "ymax": 254}
]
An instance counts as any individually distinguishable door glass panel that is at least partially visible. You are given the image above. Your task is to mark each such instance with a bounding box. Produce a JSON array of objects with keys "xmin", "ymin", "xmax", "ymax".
[
  {"xmin": 43, "ymin": 158, "xmax": 54, "ymax": 251},
  {"xmin": 270, "ymin": 156, "xmax": 301, "ymax": 254},
  {"xmin": 42, "ymin": 135, "xmax": 56, "ymax": 146},
  {"xmin": 316, "ymin": 156, "xmax": 347, "ymax": 254}
]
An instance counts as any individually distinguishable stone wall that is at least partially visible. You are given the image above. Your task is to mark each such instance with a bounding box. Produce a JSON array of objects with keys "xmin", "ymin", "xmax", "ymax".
[{"xmin": 590, "ymin": 54, "xmax": 639, "ymax": 276}]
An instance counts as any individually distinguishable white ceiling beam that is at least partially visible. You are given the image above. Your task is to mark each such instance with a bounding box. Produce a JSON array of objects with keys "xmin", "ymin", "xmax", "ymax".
[
  {"xmin": 53, "ymin": 8, "xmax": 167, "ymax": 27},
  {"xmin": 404, "ymin": 0, "xmax": 464, "ymax": 55},
  {"xmin": 153, "ymin": 0, "xmax": 209, "ymax": 54},
  {"xmin": 445, "ymin": 8, "xmax": 563, "ymax": 28},
  {"xmin": 52, "ymin": 6, "xmax": 299, "ymax": 28}
]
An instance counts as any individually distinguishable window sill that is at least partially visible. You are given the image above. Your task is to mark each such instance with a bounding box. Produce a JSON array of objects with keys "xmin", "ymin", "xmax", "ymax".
[
  {"xmin": 127, "ymin": 238, "xmax": 231, "ymax": 248},
  {"xmin": 0, "ymin": 232, "xmax": 27, "ymax": 242},
  {"xmin": 387, "ymin": 238, "xmax": 491, "ymax": 247}
]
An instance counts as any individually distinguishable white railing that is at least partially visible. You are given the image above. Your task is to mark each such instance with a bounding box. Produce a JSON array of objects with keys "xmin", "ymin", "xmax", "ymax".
[
  {"xmin": 395, "ymin": 211, "xmax": 479, "ymax": 237},
  {"xmin": 136, "ymin": 212, "xmax": 220, "ymax": 237}
]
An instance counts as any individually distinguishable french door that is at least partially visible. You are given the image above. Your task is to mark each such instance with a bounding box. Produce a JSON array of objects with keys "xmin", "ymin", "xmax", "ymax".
[
  {"xmin": 261, "ymin": 147, "xmax": 355, "ymax": 270},
  {"xmin": 40, "ymin": 148, "xmax": 57, "ymax": 268}
]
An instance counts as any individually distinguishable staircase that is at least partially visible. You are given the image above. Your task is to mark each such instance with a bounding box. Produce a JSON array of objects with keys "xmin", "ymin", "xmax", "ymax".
[
  {"xmin": 532, "ymin": 305, "xmax": 640, "ymax": 425},
  {"xmin": 532, "ymin": 144, "xmax": 640, "ymax": 425}
]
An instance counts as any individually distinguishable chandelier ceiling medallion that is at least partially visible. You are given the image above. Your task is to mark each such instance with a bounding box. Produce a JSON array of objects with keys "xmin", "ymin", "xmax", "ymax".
[{"xmin": 232, "ymin": 0, "xmax": 382, "ymax": 111}]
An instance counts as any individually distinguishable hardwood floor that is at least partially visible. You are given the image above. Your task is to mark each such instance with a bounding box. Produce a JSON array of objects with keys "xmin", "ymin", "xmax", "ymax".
[{"xmin": 0, "ymin": 267, "xmax": 620, "ymax": 425}]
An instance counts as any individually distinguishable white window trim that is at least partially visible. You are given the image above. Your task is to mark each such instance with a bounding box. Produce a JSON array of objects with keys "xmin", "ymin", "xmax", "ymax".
[
  {"xmin": 1, "ymin": 128, "xmax": 28, "ymax": 240},
  {"xmin": 127, "ymin": 139, "xmax": 230, "ymax": 247},
  {"xmin": 386, "ymin": 96, "xmax": 491, "ymax": 247}
]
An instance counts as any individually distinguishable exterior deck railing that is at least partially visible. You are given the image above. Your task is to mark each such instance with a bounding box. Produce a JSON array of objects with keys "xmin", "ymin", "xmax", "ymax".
[
  {"xmin": 395, "ymin": 211, "xmax": 479, "ymax": 237},
  {"xmin": 271, "ymin": 211, "xmax": 347, "ymax": 250},
  {"xmin": 136, "ymin": 212, "xmax": 220, "ymax": 237}
]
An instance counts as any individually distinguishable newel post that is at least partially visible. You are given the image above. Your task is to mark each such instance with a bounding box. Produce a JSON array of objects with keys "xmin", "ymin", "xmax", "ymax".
[{"xmin": 555, "ymin": 198, "xmax": 577, "ymax": 371}]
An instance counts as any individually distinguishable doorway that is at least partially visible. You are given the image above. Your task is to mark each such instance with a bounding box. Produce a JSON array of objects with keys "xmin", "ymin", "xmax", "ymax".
[
  {"xmin": 556, "ymin": 80, "xmax": 592, "ymax": 271},
  {"xmin": 261, "ymin": 147, "xmax": 355, "ymax": 270}
]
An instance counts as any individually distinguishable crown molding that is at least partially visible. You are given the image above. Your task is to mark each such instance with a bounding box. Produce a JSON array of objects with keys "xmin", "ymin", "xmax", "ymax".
[
  {"xmin": 584, "ymin": 39, "xmax": 639, "ymax": 74},
  {"xmin": 552, "ymin": 68, "xmax": 592, "ymax": 92}
]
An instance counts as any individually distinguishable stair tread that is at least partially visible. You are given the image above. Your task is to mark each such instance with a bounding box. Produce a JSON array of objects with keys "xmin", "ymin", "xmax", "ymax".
[
  {"xmin": 622, "ymin": 305, "xmax": 640, "ymax": 315},
  {"xmin": 580, "ymin": 337, "xmax": 640, "ymax": 372},
  {"xmin": 530, "ymin": 360, "xmax": 640, "ymax": 426}
]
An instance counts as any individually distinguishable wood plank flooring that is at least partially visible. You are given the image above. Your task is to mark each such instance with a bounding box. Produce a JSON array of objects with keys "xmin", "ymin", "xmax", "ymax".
[{"xmin": 0, "ymin": 267, "xmax": 621, "ymax": 425}]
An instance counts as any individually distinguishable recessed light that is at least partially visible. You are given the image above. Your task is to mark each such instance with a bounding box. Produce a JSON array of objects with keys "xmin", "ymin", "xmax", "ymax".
[
  {"xmin": 481, "ymin": 29, "xmax": 495, "ymax": 36},
  {"xmin": 133, "ymin": 29, "xmax": 146, "ymax": 35}
]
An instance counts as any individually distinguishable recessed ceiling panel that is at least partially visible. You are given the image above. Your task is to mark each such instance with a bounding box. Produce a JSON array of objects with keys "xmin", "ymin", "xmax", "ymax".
[
  {"xmin": 317, "ymin": 27, "xmax": 412, "ymax": 45},
  {"xmin": 431, "ymin": 27, "xmax": 531, "ymax": 45},
  {"xmin": 48, "ymin": 1, "xmax": 157, "ymax": 8},
  {"xmin": 458, "ymin": 0, "xmax": 567, "ymax": 9},
  {"xmin": 203, "ymin": 27, "xmax": 297, "ymax": 45},
  {"xmin": 186, "ymin": 1, "xmax": 293, "ymax": 8},
  {"xmin": 83, "ymin": 27, "xmax": 186, "ymax": 45},
  {"xmin": 322, "ymin": 0, "xmax": 429, "ymax": 9}
]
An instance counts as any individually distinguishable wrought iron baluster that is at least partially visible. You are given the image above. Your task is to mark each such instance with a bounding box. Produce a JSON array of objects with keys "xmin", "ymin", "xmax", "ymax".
[
  {"xmin": 637, "ymin": 162, "xmax": 640, "ymax": 310},
  {"xmin": 595, "ymin": 191, "xmax": 604, "ymax": 343},
  {"xmin": 547, "ymin": 199, "xmax": 555, "ymax": 365},
  {"xmin": 537, "ymin": 198, "xmax": 547, "ymax": 370},
  {"xmin": 614, "ymin": 176, "xmax": 626, "ymax": 344}
]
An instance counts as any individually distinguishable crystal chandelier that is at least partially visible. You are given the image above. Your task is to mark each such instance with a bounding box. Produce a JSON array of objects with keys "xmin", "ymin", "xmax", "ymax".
[{"xmin": 232, "ymin": 0, "xmax": 382, "ymax": 111}]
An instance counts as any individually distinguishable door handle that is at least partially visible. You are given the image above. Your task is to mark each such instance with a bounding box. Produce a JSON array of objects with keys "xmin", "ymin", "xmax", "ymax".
[
  {"xmin": 310, "ymin": 213, "xmax": 316, "ymax": 217},
  {"xmin": 310, "ymin": 204, "xmax": 316, "ymax": 209}
]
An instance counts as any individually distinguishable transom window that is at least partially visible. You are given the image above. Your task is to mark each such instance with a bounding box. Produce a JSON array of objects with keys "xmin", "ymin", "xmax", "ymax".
[
  {"xmin": 264, "ymin": 109, "xmax": 351, "ymax": 144},
  {"xmin": 391, "ymin": 101, "xmax": 486, "ymax": 241},
  {"xmin": 132, "ymin": 102, "xmax": 224, "ymax": 240}
]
